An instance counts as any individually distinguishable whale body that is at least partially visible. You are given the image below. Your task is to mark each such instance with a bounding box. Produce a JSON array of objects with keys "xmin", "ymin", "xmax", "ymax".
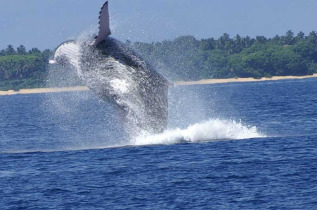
[{"xmin": 51, "ymin": 1, "xmax": 169, "ymax": 134}]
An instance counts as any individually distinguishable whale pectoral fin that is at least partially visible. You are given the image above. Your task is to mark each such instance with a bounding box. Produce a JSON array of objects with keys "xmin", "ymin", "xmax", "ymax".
[{"xmin": 92, "ymin": 1, "xmax": 111, "ymax": 46}]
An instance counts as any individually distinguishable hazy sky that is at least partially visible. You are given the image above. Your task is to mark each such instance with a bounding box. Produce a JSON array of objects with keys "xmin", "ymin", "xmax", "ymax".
[{"xmin": 1, "ymin": 0, "xmax": 317, "ymax": 50}]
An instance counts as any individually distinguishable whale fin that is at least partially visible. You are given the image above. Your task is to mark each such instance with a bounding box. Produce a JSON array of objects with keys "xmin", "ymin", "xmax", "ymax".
[{"xmin": 92, "ymin": 1, "xmax": 111, "ymax": 46}]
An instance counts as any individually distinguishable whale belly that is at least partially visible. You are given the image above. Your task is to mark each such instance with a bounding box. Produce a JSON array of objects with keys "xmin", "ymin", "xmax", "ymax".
[{"xmin": 79, "ymin": 38, "xmax": 169, "ymax": 134}]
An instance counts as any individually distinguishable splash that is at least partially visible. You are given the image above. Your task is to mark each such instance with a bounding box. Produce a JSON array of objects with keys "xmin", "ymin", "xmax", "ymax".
[
  {"xmin": 1, "ymin": 118, "xmax": 265, "ymax": 154},
  {"xmin": 44, "ymin": 28, "xmax": 266, "ymax": 151},
  {"xmin": 133, "ymin": 119, "xmax": 265, "ymax": 146}
]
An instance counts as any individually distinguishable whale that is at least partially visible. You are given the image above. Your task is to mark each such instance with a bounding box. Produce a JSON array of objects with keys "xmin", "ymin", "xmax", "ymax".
[{"xmin": 50, "ymin": 1, "xmax": 170, "ymax": 135}]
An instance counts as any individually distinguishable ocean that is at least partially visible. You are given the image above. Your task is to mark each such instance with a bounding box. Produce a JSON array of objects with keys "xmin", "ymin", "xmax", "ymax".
[{"xmin": 1, "ymin": 78, "xmax": 317, "ymax": 209}]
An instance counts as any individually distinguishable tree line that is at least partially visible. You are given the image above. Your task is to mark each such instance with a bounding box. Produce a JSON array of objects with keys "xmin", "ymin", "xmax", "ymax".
[
  {"xmin": 0, "ymin": 45, "xmax": 52, "ymax": 90},
  {"xmin": 1, "ymin": 30, "xmax": 317, "ymax": 90},
  {"xmin": 132, "ymin": 30, "xmax": 317, "ymax": 80}
]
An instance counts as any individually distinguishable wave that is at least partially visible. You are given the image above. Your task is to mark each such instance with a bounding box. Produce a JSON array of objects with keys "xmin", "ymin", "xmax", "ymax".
[
  {"xmin": 1, "ymin": 119, "xmax": 265, "ymax": 155},
  {"xmin": 132, "ymin": 119, "xmax": 265, "ymax": 146}
]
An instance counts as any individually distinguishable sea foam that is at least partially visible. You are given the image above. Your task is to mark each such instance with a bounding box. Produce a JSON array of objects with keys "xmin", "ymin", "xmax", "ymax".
[{"xmin": 133, "ymin": 119, "xmax": 265, "ymax": 146}]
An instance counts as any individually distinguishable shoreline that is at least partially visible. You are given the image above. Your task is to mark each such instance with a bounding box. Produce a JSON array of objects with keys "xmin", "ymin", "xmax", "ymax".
[
  {"xmin": 175, "ymin": 73, "xmax": 317, "ymax": 86},
  {"xmin": 0, "ymin": 74, "xmax": 316, "ymax": 95},
  {"xmin": 0, "ymin": 86, "xmax": 89, "ymax": 96}
]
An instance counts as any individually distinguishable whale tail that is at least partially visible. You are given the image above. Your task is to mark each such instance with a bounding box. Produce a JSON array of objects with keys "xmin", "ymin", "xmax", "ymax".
[{"xmin": 92, "ymin": 1, "xmax": 111, "ymax": 46}]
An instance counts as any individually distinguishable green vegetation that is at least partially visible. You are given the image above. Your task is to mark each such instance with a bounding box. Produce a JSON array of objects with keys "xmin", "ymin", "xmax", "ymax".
[
  {"xmin": 133, "ymin": 30, "xmax": 317, "ymax": 80},
  {"xmin": 1, "ymin": 30, "xmax": 317, "ymax": 90},
  {"xmin": 0, "ymin": 45, "xmax": 52, "ymax": 90}
]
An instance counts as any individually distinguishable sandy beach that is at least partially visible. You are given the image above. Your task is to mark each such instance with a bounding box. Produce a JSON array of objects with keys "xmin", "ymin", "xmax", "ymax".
[
  {"xmin": 0, "ymin": 86, "xmax": 89, "ymax": 96},
  {"xmin": 175, "ymin": 73, "xmax": 317, "ymax": 86},
  {"xmin": 0, "ymin": 74, "xmax": 316, "ymax": 95}
]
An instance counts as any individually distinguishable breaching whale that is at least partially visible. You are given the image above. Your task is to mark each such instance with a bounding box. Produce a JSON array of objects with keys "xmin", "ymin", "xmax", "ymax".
[{"xmin": 50, "ymin": 1, "xmax": 170, "ymax": 134}]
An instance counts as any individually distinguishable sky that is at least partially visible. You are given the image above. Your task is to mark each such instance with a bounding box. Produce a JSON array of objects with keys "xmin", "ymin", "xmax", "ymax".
[{"xmin": 1, "ymin": 0, "xmax": 317, "ymax": 50}]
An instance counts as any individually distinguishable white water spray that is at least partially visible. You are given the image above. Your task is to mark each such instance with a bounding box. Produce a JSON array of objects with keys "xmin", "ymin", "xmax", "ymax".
[
  {"xmin": 45, "ymin": 30, "xmax": 266, "ymax": 150},
  {"xmin": 133, "ymin": 119, "xmax": 265, "ymax": 146}
]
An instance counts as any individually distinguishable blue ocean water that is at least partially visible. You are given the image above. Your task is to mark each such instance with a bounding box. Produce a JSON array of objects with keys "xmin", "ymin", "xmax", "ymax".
[{"xmin": 1, "ymin": 78, "xmax": 317, "ymax": 209}]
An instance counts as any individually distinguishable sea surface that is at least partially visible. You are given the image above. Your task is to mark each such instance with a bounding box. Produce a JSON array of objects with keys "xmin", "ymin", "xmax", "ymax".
[{"xmin": 1, "ymin": 78, "xmax": 317, "ymax": 209}]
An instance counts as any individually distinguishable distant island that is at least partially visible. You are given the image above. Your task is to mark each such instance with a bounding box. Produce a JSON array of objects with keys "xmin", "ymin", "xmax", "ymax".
[{"xmin": 1, "ymin": 30, "xmax": 317, "ymax": 91}]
